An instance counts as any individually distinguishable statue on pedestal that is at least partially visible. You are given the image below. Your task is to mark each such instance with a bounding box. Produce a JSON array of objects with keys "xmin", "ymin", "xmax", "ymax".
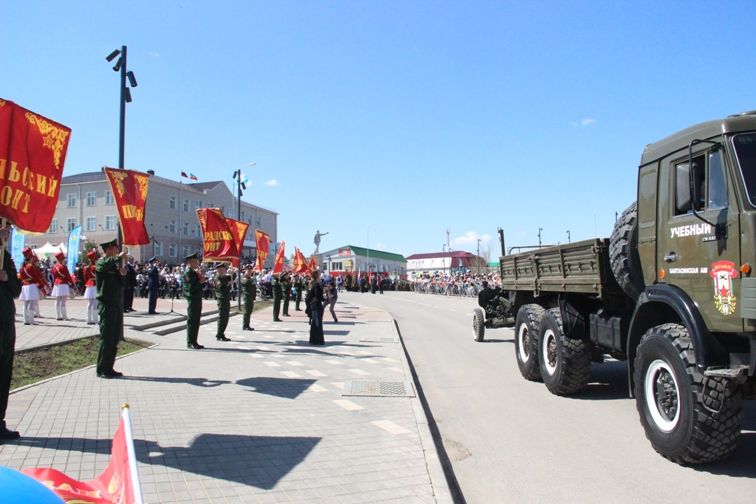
[{"xmin": 313, "ymin": 230, "xmax": 329, "ymax": 255}]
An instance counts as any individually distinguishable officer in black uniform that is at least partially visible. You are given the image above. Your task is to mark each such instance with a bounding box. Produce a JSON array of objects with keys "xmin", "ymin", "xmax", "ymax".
[
  {"xmin": 272, "ymin": 273, "xmax": 283, "ymax": 322},
  {"xmin": 282, "ymin": 272, "xmax": 292, "ymax": 317},
  {"xmin": 0, "ymin": 226, "xmax": 22, "ymax": 440},
  {"xmin": 214, "ymin": 263, "xmax": 231, "ymax": 341},
  {"xmin": 147, "ymin": 256, "xmax": 160, "ymax": 314}
]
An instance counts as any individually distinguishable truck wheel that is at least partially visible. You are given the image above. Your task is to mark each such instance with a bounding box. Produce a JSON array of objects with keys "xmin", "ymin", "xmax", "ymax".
[
  {"xmin": 514, "ymin": 304, "xmax": 545, "ymax": 381},
  {"xmin": 538, "ymin": 308, "xmax": 591, "ymax": 395},
  {"xmin": 634, "ymin": 323, "xmax": 743, "ymax": 464},
  {"xmin": 609, "ymin": 201, "xmax": 644, "ymax": 299},
  {"xmin": 473, "ymin": 308, "xmax": 485, "ymax": 342}
]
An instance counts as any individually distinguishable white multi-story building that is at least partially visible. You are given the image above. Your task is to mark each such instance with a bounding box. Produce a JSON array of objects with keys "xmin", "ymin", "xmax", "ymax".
[{"xmin": 31, "ymin": 170, "xmax": 277, "ymax": 264}]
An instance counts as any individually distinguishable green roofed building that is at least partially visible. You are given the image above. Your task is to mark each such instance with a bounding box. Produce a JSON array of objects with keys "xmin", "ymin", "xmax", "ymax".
[{"xmin": 318, "ymin": 245, "xmax": 407, "ymax": 279}]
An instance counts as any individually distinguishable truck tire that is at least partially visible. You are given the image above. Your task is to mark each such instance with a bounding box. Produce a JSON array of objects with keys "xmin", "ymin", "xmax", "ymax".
[
  {"xmin": 538, "ymin": 308, "xmax": 591, "ymax": 395},
  {"xmin": 610, "ymin": 202, "xmax": 644, "ymax": 299},
  {"xmin": 514, "ymin": 304, "xmax": 545, "ymax": 381},
  {"xmin": 634, "ymin": 323, "xmax": 743, "ymax": 464},
  {"xmin": 473, "ymin": 308, "xmax": 485, "ymax": 342}
]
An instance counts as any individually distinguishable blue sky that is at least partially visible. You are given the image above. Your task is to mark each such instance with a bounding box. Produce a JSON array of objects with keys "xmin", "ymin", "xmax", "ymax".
[{"xmin": 4, "ymin": 1, "xmax": 756, "ymax": 259}]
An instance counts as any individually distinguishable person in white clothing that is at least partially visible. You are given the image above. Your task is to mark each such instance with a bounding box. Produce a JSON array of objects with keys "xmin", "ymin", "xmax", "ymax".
[{"xmin": 83, "ymin": 249, "xmax": 99, "ymax": 324}]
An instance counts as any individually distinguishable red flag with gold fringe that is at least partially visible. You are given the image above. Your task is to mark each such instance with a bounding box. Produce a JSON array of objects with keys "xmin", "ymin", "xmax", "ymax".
[
  {"xmin": 255, "ymin": 229, "xmax": 270, "ymax": 271},
  {"xmin": 293, "ymin": 247, "xmax": 309, "ymax": 274},
  {"xmin": 104, "ymin": 168, "xmax": 150, "ymax": 245},
  {"xmin": 307, "ymin": 255, "xmax": 318, "ymax": 273},
  {"xmin": 196, "ymin": 208, "xmax": 238, "ymax": 262},
  {"xmin": 225, "ymin": 217, "xmax": 249, "ymax": 267},
  {"xmin": 0, "ymin": 99, "xmax": 71, "ymax": 232},
  {"xmin": 273, "ymin": 240, "xmax": 285, "ymax": 274}
]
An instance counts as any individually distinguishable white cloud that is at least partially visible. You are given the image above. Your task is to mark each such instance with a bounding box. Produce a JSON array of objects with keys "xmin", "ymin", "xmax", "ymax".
[
  {"xmin": 571, "ymin": 118, "xmax": 597, "ymax": 127},
  {"xmin": 265, "ymin": 179, "xmax": 279, "ymax": 187},
  {"xmin": 453, "ymin": 231, "xmax": 491, "ymax": 247}
]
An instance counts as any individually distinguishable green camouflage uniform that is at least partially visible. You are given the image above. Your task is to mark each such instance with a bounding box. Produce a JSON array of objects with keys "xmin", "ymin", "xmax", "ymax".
[
  {"xmin": 183, "ymin": 268, "xmax": 203, "ymax": 346},
  {"xmin": 214, "ymin": 273, "xmax": 231, "ymax": 339},
  {"xmin": 95, "ymin": 256, "xmax": 124, "ymax": 375},
  {"xmin": 0, "ymin": 251, "xmax": 21, "ymax": 431},
  {"xmin": 294, "ymin": 276, "xmax": 303, "ymax": 311},
  {"xmin": 241, "ymin": 275, "xmax": 257, "ymax": 329}
]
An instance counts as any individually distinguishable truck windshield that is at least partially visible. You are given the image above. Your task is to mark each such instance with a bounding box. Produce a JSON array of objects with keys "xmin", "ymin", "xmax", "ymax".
[{"xmin": 733, "ymin": 133, "xmax": 756, "ymax": 206}]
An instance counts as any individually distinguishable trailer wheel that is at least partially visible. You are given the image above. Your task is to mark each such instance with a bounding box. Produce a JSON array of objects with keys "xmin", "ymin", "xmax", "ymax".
[
  {"xmin": 538, "ymin": 308, "xmax": 591, "ymax": 395},
  {"xmin": 634, "ymin": 323, "xmax": 743, "ymax": 464},
  {"xmin": 609, "ymin": 201, "xmax": 644, "ymax": 299},
  {"xmin": 472, "ymin": 308, "xmax": 485, "ymax": 342},
  {"xmin": 514, "ymin": 304, "xmax": 545, "ymax": 381}
]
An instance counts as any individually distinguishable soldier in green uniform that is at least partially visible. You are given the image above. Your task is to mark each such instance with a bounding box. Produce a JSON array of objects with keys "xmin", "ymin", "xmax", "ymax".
[
  {"xmin": 183, "ymin": 253, "xmax": 205, "ymax": 349},
  {"xmin": 293, "ymin": 274, "xmax": 304, "ymax": 311},
  {"xmin": 214, "ymin": 263, "xmax": 232, "ymax": 341},
  {"xmin": 241, "ymin": 265, "xmax": 257, "ymax": 330},
  {"xmin": 0, "ymin": 226, "xmax": 22, "ymax": 440},
  {"xmin": 95, "ymin": 239, "xmax": 126, "ymax": 378},
  {"xmin": 272, "ymin": 273, "xmax": 283, "ymax": 322},
  {"xmin": 282, "ymin": 272, "xmax": 292, "ymax": 317}
]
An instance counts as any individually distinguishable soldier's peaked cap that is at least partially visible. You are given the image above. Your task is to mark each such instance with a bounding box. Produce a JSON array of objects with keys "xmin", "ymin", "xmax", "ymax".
[
  {"xmin": 185, "ymin": 252, "xmax": 198, "ymax": 261},
  {"xmin": 147, "ymin": 256, "xmax": 157, "ymax": 263},
  {"xmin": 100, "ymin": 239, "xmax": 118, "ymax": 251}
]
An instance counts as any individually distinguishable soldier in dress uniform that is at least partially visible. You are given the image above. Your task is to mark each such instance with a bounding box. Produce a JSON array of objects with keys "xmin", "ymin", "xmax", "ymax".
[
  {"xmin": 272, "ymin": 273, "xmax": 283, "ymax": 322},
  {"xmin": 18, "ymin": 247, "xmax": 48, "ymax": 325},
  {"xmin": 183, "ymin": 253, "xmax": 204, "ymax": 349},
  {"xmin": 95, "ymin": 239, "xmax": 126, "ymax": 378},
  {"xmin": 241, "ymin": 265, "xmax": 257, "ymax": 331},
  {"xmin": 123, "ymin": 257, "xmax": 137, "ymax": 313},
  {"xmin": 282, "ymin": 272, "xmax": 292, "ymax": 317},
  {"xmin": 0, "ymin": 225, "xmax": 22, "ymax": 441},
  {"xmin": 214, "ymin": 263, "xmax": 232, "ymax": 341},
  {"xmin": 293, "ymin": 274, "xmax": 304, "ymax": 311},
  {"xmin": 147, "ymin": 256, "xmax": 160, "ymax": 314},
  {"xmin": 51, "ymin": 251, "xmax": 75, "ymax": 321},
  {"xmin": 83, "ymin": 250, "xmax": 98, "ymax": 325}
]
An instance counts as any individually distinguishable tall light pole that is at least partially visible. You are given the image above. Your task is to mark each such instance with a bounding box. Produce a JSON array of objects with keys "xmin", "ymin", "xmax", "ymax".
[
  {"xmin": 538, "ymin": 227, "xmax": 543, "ymax": 247},
  {"xmin": 477, "ymin": 238, "xmax": 481, "ymax": 274},
  {"xmin": 566, "ymin": 230, "xmax": 571, "ymax": 243},
  {"xmin": 105, "ymin": 46, "xmax": 137, "ymax": 247},
  {"xmin": 233, "ymin": 162, "xmax": 255, "ymax": 308}
]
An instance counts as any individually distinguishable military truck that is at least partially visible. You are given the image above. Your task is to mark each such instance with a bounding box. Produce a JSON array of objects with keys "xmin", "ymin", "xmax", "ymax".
[{"xmin": 474, "ymin": 111, "xmax": 756, "ymax": 464}]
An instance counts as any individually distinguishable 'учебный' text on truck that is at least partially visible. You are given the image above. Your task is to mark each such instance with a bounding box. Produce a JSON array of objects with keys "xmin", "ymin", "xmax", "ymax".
[{"xmin": 475, "ymin": 111, "xmax": 756, "ymax": 464}]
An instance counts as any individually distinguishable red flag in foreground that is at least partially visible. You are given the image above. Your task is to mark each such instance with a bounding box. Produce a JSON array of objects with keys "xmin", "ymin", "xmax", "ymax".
[
  {"xmin": 0, "ymin": 99, "xmax": 71, "ymax": 232},
  {"xmin": 104, "ymin": 168, "xmax": 150, "ymax": 245},
  {"xmin": 23, "ymin": 406, "xmax": 143, "ymax": 504},
  {"xmin": 273, "ymin": 240, "xmax": 286, "ymax": 274},
  {"xmin": 197, "ymin": 208, "xmax": 238, "ymax": 262},
  {"xmin": 225, "ymin": 217, "xmax": 249, "ymax": 267},
  {"xmin": 293, "ymin": 247, "xmax": 308, "ymax": 274},
  {"xmin": 255, "ymin": 229, "xmax": 270, "ymax": 271},
  {"xmin": 307, "ymin": 255, "xmax": 318, "ymax": 273}
]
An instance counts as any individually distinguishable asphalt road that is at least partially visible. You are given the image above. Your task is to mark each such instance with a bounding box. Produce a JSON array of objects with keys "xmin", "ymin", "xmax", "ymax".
[{"xmin": 341, "ymin": 291, "xmax": 756, "ymax": 504}]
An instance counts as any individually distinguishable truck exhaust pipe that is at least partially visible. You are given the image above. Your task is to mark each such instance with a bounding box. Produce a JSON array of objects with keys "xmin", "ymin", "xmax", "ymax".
[{"xmin": 498, "ymin": 227, "xmax": 505, "ymax": 258}]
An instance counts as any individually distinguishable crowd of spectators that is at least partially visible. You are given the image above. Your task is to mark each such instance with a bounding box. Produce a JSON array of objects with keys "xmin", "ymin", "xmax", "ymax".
[{"xmin": 409, "ymin": 272, "xmax": 501, "ymax": 297}]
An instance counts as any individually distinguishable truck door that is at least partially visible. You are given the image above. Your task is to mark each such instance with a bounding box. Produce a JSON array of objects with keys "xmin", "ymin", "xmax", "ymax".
[{"xmin": 658, "ymin": 146, "xmax": 742, "ymax": 332}]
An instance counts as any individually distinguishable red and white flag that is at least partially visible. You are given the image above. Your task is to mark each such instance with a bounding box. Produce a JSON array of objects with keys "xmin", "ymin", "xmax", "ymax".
[
  {"xmin": 23, "ymin": 406, "xmax": 143, "ymax": 503},
  {"xmin": 273, "ymin": 240, "xmax": 286, "ymax": 274}
]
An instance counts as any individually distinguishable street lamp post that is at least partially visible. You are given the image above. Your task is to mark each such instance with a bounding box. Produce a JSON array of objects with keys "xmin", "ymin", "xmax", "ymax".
[
  {"xmin": 477, "ymin": 238, "xmax": 481, "ymax": 274},
  {"xmin": 233, "ymin": 162, "xmax": 255, "ymax": 308}
]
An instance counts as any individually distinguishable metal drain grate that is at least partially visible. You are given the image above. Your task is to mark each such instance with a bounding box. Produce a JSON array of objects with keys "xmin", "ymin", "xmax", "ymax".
[{"xmin": 343, "ymin": 380, "xmax": 415, "ymax": 397}]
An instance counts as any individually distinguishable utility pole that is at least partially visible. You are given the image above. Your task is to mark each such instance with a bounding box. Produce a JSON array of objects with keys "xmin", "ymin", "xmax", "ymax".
[
  {"xmin": 477, "ymin": 238, "xmax": 481, "ymax": 274},
  {"xmin": 446, "ymin": 229, "xmax": 451, "ymax": 277},
  {"xmin": 538, "ymin": 227, "xmax": 543, "ymax": 247},
  {"xmin": 566, "ymin": 230, "xmax": 571, "ymax": 243}
]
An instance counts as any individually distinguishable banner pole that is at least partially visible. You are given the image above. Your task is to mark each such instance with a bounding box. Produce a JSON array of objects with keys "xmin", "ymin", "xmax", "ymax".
[
  {"xmin": 120, "ymin": 404, "xmax": 144, "ymax": 504},
  {"xmin": 0, "ymin": 218, "xmax": 7, "ymax": 270}
]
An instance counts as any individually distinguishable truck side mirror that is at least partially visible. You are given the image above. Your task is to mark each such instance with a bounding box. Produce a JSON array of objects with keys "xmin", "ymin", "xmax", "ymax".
[{"xmin": 676, "ymin": 164, "xmax": 692, "ymax": 212}]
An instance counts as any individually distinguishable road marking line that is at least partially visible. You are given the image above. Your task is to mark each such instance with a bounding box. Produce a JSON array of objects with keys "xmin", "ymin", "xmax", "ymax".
[
  {"xmin": 372, "ymin": 420, "xmax": 410, "ymax": 434},
  {"xmin": 264, "ymin": 361, "xmax": 281, "ymax": 368},
  {"xmin": 306, "ymin": 370, "xmax": 327, "ymax": 377},
  {"xmin": 324, "ymin": 359, "xmax": 344, "ymax": 365},
  {"xmin": 235, "ymin": 346, "xmax": 251, "ymax": 350},
  {"xmin": 382, "ymin": 357, "xmax": 400, "ymax": 363},
  {"xmin": 348, "ymin": 369, "xmax": 370, "ymax": 376},
  {"xmin": 249, "ymin": 354, "xmax": 263, "ymax": 359},
  {"xmin": 331, "ymin": 382, "xmax": 345, "ymax": 389},
  {"xmin": 286, "ymin": 360, "xmax": 303, "ymax": 367},
  {"xmin": 333, "ymin": 399, "xmax": 363, "ymax": 411},
  {"xmin": 281, "ymin": 371, "xmax": 302, "ymax": 378},
  {"xmin": 308, "ymin": 383, "xmax": 328, "ymax": 393}
]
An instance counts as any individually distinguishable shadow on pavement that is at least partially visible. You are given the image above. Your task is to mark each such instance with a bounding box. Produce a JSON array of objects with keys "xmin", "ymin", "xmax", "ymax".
[
  {"xmin": 120, "ymin": 375, "xmax": 231, "ymax": 388},
  {"xmin": 479, "ymin": 338, "xmax": 514, "ymax": 344},
  {"xmin": 690, "ymin": 401, "xmax": 756, "ymax": 478},
  {"xmin": 570, "ymin": 361, "xmax": 629, "ymax": 401},
  {"xmin": 236, "ymin": 377, "xmax": 317, "ymax": 399}
]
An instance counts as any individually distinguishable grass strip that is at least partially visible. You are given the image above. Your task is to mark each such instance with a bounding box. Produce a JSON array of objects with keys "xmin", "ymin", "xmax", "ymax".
[{"xmin": 11, "ymin": 337, "xmax": 151, "ymax": 390}]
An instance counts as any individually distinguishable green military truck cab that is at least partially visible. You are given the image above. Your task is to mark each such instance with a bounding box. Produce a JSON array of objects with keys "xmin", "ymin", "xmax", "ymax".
[{"xmin": 477, "ymin": 111, "xmax": 756, "ymax": 464}]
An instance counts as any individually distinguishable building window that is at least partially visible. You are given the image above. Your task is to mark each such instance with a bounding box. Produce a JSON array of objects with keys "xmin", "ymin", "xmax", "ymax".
[
  {"xmin": 86, "ymin": 217, "xmax": 97, "ymax": 232},
  {"xmin": 169, "ymin": 220, "xmax": 176, "ymax": 233},
  {"xmin": 194, "ymin": 199, "xmax": 201, "ymax": 209},
  {"xmin": 67, "ymin": 193, "xmax": 76, "ymax": 208},
  {"xmin": 66, "ymin": 218, "xmax": 77, "ymax": 232},
  {"xmin": 49, "ymin": 219, "xmax": 58, "ymax": 233},
  {"xmin": 85, "ymin": 191, "xmax": 97, "ymax": 207},
  {"xmin": 169, "ymin": 243, "xmax": 176, "ymax": 257},
  {"xmin": 183, "ymin": 199, "xmax": 189, "ymax": 212},
  {"xmin": 169, "ymin": 196, "xmax": 176, "ymax": 209},
  {"xmin": 105, "ymin": 191, "xmax": 114, "ymax": 205},
  {"xmin": 105, "ymin": 215, "xmax": 116, "ymax": 231},
  {"xmin": 183, "ymin": 222, "xmax": 188, "ymax": 236},
  {"xmin": 154, "ymin": 241, "xmax": 163, "ymax": 256},
  {"xmin": 182, "ymin": 245, "xmax": 190, "ymax": 258}
]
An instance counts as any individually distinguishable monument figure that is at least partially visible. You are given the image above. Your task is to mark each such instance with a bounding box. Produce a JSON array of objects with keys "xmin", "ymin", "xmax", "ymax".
[{"xmin": 313, "ymin": 230, "xmax": 329, "ymax": 254}]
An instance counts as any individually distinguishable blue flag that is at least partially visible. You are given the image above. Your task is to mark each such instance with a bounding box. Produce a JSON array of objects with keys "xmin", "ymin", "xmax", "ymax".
[
  {"xmin": 67, "ymin": 226, "xmax": 82, "ymax": 273},
  {"xmin": 10, "ymin": 227, "xmax": 25, "ymax": 268}
]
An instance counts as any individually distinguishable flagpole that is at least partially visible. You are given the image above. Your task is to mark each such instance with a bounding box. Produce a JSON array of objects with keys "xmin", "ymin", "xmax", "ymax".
[{"xmin": 121, "ymin": 404, "xmax": 144, "ymax": 504}]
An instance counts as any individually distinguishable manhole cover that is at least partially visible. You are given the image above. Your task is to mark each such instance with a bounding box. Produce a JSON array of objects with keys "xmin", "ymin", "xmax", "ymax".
[{"xmin": 343, "ymin": 380, "xmax": 415, "ymax": 397}]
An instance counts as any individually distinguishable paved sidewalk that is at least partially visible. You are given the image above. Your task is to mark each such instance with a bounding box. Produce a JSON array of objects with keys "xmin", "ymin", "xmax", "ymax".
[{"xmin": 1, "ymin": 295, "xmax": 452, "ymax": 503}]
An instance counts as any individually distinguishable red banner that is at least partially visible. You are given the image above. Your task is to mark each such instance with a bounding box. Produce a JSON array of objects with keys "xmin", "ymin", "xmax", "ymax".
[
  {"xmin": 103, "ymin": 168, "xmax": 150, "ymax": 245},
  {"xmin": 255, "ymin": 229, "xmax": 270, "ymax": 271},
  {"xmin": 23, "ymin": 410, "xmax": 141, "ymax": 503},
  {"xmin": 197, "ymin": 208, "xmax": 238, "ymax": 262},
  {"xmin": 308, "ymin": 255, "xmax": 318, "ymax": 273},
  {"xmin": 225, "ymin": 217, "xmax": 249, "ymax": 267},
  {"xmin": 273, "ymin": 240, "xmax": 286, "ymax": 274},
  {"xmin": 0, "ymin": 99, "xmax": 71, "ymax": 232},
  {"xmin": 293, "ymin": 247, "xmax": 309, "ymax": 274}
]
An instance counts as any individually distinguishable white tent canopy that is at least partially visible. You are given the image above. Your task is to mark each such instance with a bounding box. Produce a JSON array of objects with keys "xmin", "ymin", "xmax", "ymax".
[{"xmin": 34, "ymin": 242, "xmax": 67, "ymax": 258}]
